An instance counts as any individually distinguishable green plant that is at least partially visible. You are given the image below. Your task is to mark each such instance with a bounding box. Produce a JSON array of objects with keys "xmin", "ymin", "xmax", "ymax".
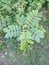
[
  {"xmin": 3, "ymin": 10, "xmax": 45, "ymax": 51},
  {"xmin": 0, "ymin": 0, "xmax": 47, "ymax": 65}
]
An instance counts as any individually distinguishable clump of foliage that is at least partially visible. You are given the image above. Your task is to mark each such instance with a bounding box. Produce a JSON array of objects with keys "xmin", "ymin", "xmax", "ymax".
[
  {"xmin": 1, "ymin": 0, "xmax": 49, "ymax": 65},
  {"xmin": 0, "ymin": 0, "xmax": 46, "ymax": 51}
]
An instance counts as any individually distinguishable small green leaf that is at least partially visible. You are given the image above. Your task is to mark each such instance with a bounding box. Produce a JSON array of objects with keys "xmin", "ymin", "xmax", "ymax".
[
  {"xmin": 35, "ymin": 36, "xmax": 40, "ymax": 43},
  {"xmin": 5, "ymin": 32, "xmax": 10, "ymax": 38},
  {"xmin": 38, "ymin": 32, "xmax": 44, "ymax": 38},
  {"xmin": 3, "ymin": 28, "xmax": 9, "ymax": 32}
]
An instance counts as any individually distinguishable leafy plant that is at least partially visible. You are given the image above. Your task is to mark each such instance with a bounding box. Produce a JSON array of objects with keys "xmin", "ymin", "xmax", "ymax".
[
  {"xmin": 0, "ymin": 0, "xmax": 46, "ymax": 52},
  {"xmin": 3, "ymin": 10, "xmax": 45, "ymax": 51},
  {"xmin": 0, "ymin": 0, "xmax": 47, "ymax": 65}
]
